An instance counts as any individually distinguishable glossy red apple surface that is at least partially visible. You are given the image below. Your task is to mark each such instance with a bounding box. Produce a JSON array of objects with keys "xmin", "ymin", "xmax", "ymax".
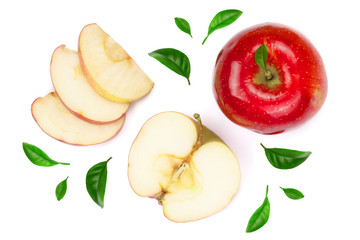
[{"xmin": 214, "ymin": 23, "xmax": 327, "ymax": 134}]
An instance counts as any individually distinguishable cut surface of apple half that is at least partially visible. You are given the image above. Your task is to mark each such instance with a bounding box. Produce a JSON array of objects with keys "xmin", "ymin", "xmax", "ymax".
[
  {"xmin": 78, "ymin": 23, "xmax": 154, "ymax": 103},
  {"xmin": 31, "ymin": 92, "xmax": 125, "ymax": 145},
  {"xmin": 128, "ymin": 112, "xmax": 241, "ymax": 222},
  {"xmin": 51, "ymin": 45, "xmax": 129, "ymax": 124}
]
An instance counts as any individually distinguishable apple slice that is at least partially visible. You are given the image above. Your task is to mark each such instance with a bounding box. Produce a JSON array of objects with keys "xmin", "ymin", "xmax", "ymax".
[
  {"xmin": 51, "ymin": 45, "xmax": 129, "ymax": 124},
  {"xmin": 31, "ymin": 92, "xmax": 125, "ymax": 145},
  {"xmin": 78, "ymin": 23, "xmax": 154, "ymax": 103},
  {"xmin": 128, "ymin": 112, "xmax": 241, "ymax": 222}
]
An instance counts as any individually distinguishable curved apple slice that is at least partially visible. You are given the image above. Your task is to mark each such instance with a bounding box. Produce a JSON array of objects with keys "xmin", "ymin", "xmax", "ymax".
[
  {"xmin": 78, "ymin": 23, "xmax": 154, "ymax": 103},
  {"xmin": 32, "ymin": 93, "xmax": 125, "ymax": 145},
  {"xmin": 128, "ymin": 112, "xmax": 240, "ymax": 222},
  {"xmin": 51, "ymin": 45, "xmax": 129, "ymax": 124}
]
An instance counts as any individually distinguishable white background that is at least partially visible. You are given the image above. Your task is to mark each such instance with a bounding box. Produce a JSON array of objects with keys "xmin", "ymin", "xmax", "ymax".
[{"xmin": 1, "ymin": 0, "xmax": 359, "ymax": 239}]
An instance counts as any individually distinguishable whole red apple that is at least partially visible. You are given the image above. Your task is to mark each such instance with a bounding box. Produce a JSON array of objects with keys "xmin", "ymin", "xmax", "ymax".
[{"xmin": 214, "ymin": 23, "xmax": 327, "ymax": 134}]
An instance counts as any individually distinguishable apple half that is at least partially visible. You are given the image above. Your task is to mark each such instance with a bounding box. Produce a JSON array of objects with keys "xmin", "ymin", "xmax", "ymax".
[
  {"xmin": 78, "ymin": 23, "xmax": 154, "ymax": 103},
  {"xmin": 51, "ymin": 45, "xmax": 129, "ymax": 124},
  {"xmin": 128, "ymin": 112, "xmax": 241, "ymax": 222},
  {"xmin": 31, "ymin": 92, "xmax": 125, "ymax": 145}
]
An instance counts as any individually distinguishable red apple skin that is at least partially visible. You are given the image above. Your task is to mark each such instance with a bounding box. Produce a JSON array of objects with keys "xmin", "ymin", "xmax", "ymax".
[{"xmin": 214, "ymin": 23, "xmax": 327, "ymax": 134}]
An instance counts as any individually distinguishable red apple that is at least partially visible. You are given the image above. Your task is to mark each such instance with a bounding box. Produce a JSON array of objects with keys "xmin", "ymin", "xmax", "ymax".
[{"xmin": 214, "ymin": 23, "xmax": 327, "ymax": 134}]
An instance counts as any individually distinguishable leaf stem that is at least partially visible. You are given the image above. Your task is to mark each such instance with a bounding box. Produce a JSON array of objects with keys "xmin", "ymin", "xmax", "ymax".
[
  {"xmin": 202, "ymin": 35, "xmax": 209, "ymax": 45},
  {"xmin": 265, "ymin": 185, "xmax": 269, "ymax": 196}
]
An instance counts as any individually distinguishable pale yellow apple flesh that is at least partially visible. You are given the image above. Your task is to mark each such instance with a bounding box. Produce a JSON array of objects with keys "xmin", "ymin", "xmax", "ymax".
[
  {"xmin": 51, "ymin": 45, "xmax": 129, "ymax": 124},
  {"xmin": 128, "ymin": 112, "xmax": 241, "ymax": 222},
  {"xmin": 31, "ymin": 92, "xmax": 125, "ymax": 145},
  {"xmin": 78, "ymin": 23, "xmax": 154, "ymax": 103}
]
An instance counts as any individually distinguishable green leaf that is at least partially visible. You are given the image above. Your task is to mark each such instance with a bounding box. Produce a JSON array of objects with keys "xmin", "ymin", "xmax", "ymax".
[
  {"xmin": 261, "ymin": 143, "xmax": 311, "ymax": 170},
  {"xmin": 22, "ymin": 142, "xmax": 70, "ymax": 167},
  {"xmin": 149, "ymin": 48, "xmax": 191, "ymax": 85},
  {"xmin": 254, "ymin": 44, "xmax": 268, "ymax": 71},
  {"xmin": 202, "ymin": 9, "xmax": 242, "ymax": 45},
  {"xmin": 280, "ymin": 187, "xmax": 304, "ymax": 200},
  {"xmin": 55, "ymin": 176, "xmax": 68, "ymax": 201},
  {"xmin": 174, "ymin": 17, "xmax": 192, "ymax": 37},
  {"xmin": 86, "ymin": 157, "xmax": 111, "ymax": 208},
  {"xmin": 246, "ymin": 185, "xmax": 270, "ymax": 233}
]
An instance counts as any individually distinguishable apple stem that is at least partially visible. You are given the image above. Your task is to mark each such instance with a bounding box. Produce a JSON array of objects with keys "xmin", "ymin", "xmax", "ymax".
[
  {"xmin": 193, "ymin": 113, "xmax": 202, "ymax": 130},
  {"xmin": 265, "ymin": 69, "xmax": 273, "ymax": 81},
  {"xmin": 193, "ymin": 113, "xmax": 203, "ymax": 148}
]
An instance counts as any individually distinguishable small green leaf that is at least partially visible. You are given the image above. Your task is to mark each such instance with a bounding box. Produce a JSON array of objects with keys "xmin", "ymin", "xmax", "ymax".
[
  {"xmin": 246, "ymin": 185, "xmax": 270, "ymax": 233},
  {"xmin": 86, "ymin": 157, "xmax": 111, "ymax": 208},
  {"xmin": 22, "ymin": 142, "xmax": 70, "ymax": 167},
  {"xmin": 202, "ymin": 9, "xmax": 242, "ymax": 45},
  {"xmin": 174, "ymin": 17, "xmax": 192, "ymax": 37},
  {"xmin": 149, "ymin": 48, "xmax": 191, "ymax": 85},
  {"xmin": 261, "ymin": 143, "xmax": 311, "ymax": 170},
  {"xmin": 280, "ymin": 187, "xmax": 304, "ymax": 200},
  {"xmin": 254, "ymin": 44, "xmax": 268, "ymax": 71},
  {"xmin": 55, "ymin": 176, "xmax": 68, "ymax": 201}
]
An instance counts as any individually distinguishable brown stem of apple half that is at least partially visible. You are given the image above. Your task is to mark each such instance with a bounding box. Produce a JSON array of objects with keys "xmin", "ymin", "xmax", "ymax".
[
  {"xmin": 155, "ymin": 113, "xmax": 204, "ymax": 204},
  {"xmin": 192, "ymin": 113, "xmax": 203, "ymax": 151}
]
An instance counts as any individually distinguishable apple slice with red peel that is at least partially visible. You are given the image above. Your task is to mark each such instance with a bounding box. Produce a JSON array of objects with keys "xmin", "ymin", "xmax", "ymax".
[
  {"xmin": 51, "ymin": 45, "xmax": 129, "ymax": 124},
  {"xmin": 128, "ymin": 112, "xmax": 240, "ymax": 222},
  {"xmin": 78, "ymin": 23, "xmax": 154, "ymax": 103},
  {"xmin": 31, "ymin": 92, "xmax": 125, "ymax": 145}
]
